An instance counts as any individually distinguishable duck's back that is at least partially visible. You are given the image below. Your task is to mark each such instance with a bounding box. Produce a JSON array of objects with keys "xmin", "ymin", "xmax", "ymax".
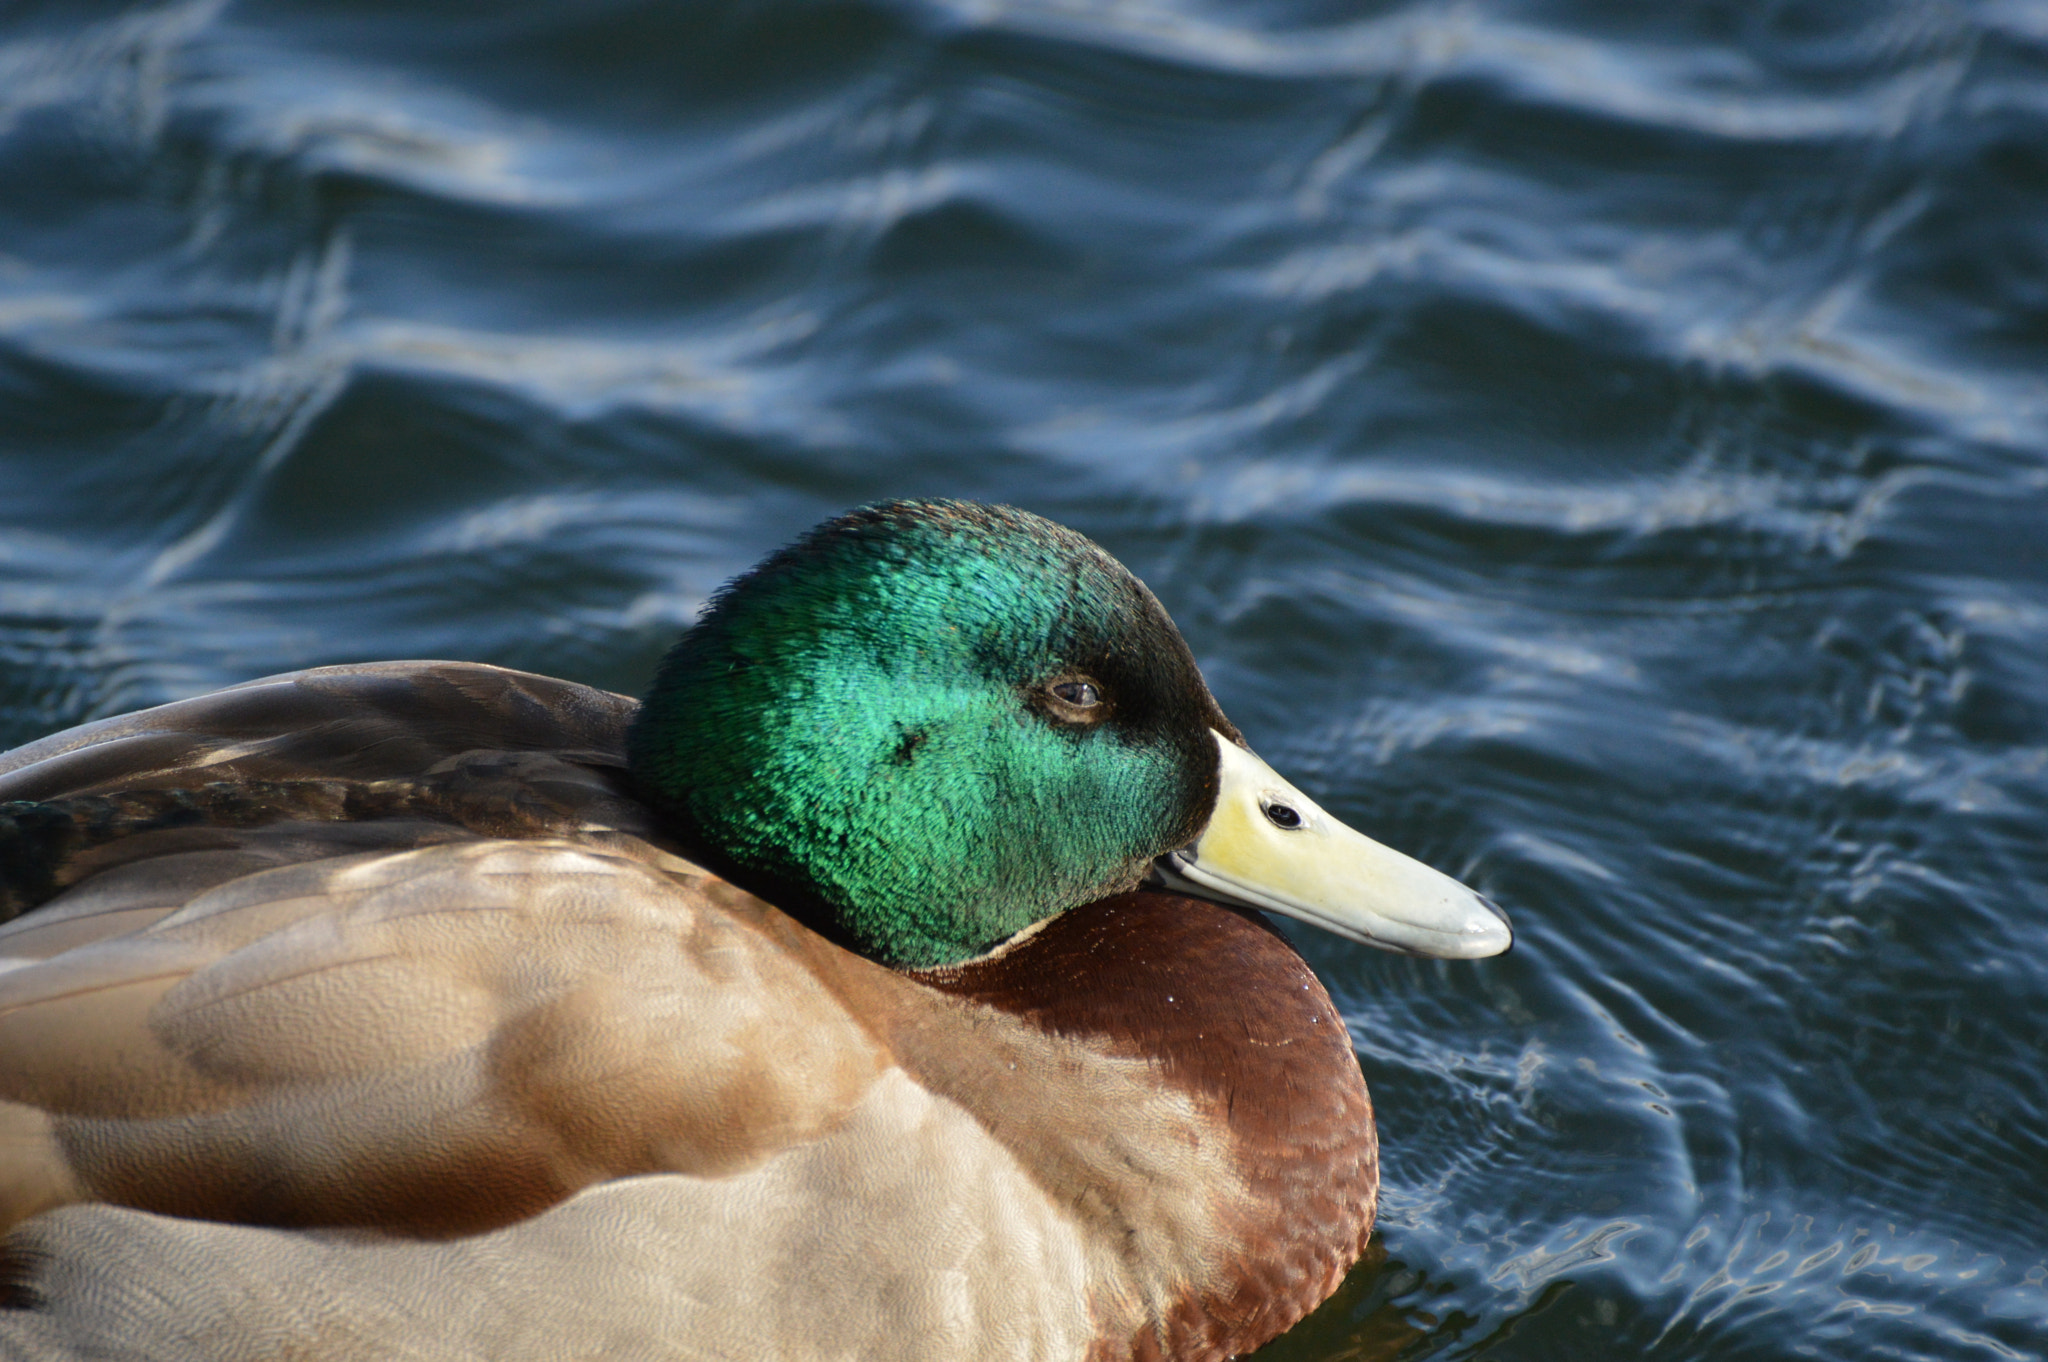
[
  {"xmin": 0, "ymin": 663, "xmax": 1375, "ymax": 1362},
  {"xmin": 0, "ymin": 662, "xmax": 652, "ymax": 927}
]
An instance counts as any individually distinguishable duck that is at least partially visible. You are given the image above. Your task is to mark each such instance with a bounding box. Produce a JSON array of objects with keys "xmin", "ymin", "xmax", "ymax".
[{"xmin": 0, "ymin": 499, "xmax": 1509, "ymax": 1362}]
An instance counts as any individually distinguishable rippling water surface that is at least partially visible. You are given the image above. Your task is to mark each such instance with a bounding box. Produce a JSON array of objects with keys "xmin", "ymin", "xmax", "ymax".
[{"xmin": 4, "ymin": 1, "xmax": 2047, "ymax": 1357}]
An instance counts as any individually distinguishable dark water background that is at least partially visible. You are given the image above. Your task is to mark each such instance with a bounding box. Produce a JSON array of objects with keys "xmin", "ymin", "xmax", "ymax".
[{"xmin": 3, "ymin": 0, "xmax": 2047, "ymax": 1357}]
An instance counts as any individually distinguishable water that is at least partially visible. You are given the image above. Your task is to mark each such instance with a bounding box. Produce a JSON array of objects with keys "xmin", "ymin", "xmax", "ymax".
[{"xmin": 3, "ymin": 0, "xmax": 2046, "ymax": 1356}]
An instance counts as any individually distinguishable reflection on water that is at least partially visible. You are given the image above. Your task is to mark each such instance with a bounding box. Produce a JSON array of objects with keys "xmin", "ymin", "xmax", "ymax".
[{"xmin": 3, "ymin": 0, "xmax": 2046, "ymax": 1357}]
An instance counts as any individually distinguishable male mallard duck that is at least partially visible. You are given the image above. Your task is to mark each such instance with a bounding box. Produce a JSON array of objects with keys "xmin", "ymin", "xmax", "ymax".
[{"xmin": 0, "ymin": 500, "xmax": 1507, "ymax": 1361}]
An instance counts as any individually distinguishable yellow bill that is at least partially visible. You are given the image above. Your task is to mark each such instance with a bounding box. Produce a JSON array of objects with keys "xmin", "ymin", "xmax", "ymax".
[{"xmin": 1151, "ymin": 732, "xmax": 1512, "ymax": 959}]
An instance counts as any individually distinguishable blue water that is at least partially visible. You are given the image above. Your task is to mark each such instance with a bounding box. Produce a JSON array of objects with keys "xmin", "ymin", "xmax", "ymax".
[{"xmin": 3, "ymin": 1, "xmax": 2047, "ymax": 1357}]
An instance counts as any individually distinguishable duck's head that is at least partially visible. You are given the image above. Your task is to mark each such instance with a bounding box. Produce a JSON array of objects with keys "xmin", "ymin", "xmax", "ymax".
[{"xmin": 629, "ymin": 499, "xmax": 1511, "ymax": 969}]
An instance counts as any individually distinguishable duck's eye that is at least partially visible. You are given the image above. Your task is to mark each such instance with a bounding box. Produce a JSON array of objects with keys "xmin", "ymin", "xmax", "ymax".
[
  {"xmin": 1261, "ymin": 799, "xmax": 1304, "ymax": 830},
  {"xmin": 1052, "ymin": 680, "xmax": 1100, "ymax": 707},
  {"xmin": 1042, "ymin": 677, "xmax": 1107, "ymax": 723}
]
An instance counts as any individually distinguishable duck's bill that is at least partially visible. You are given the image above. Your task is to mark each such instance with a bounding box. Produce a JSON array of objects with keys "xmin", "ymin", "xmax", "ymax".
[{"xmin": 1149, "ymin": 731, "xmax": 1511, "ymax": 959}]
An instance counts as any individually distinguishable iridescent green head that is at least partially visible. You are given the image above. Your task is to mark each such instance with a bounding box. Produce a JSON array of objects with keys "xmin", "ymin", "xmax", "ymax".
[{"xmin": 627, "ymin": 500, "xmax": 1235, "ymax": 969}]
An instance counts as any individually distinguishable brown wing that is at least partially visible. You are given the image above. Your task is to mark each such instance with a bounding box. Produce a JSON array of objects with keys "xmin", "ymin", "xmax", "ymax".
[
  {"xmin": 0, "ymin": 664, "xmax": 887, "ymax": 1238},
  {"xmin": 0, "ymin": 661, "xmax": 639, "ymax": 798},
  {"xmin": 0, "ymin": 662, "xmax": 662, "ymax": 924}
]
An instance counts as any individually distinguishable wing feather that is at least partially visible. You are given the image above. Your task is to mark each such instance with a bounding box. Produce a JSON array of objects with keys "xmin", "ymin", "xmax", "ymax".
[
  {"xmin": 0, "ymin": 663, "xmax": 887, "ymax": 1237},
  {"xmin": 0, "ymin": 839, "xmax": 884, "ymax": 1236}
]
